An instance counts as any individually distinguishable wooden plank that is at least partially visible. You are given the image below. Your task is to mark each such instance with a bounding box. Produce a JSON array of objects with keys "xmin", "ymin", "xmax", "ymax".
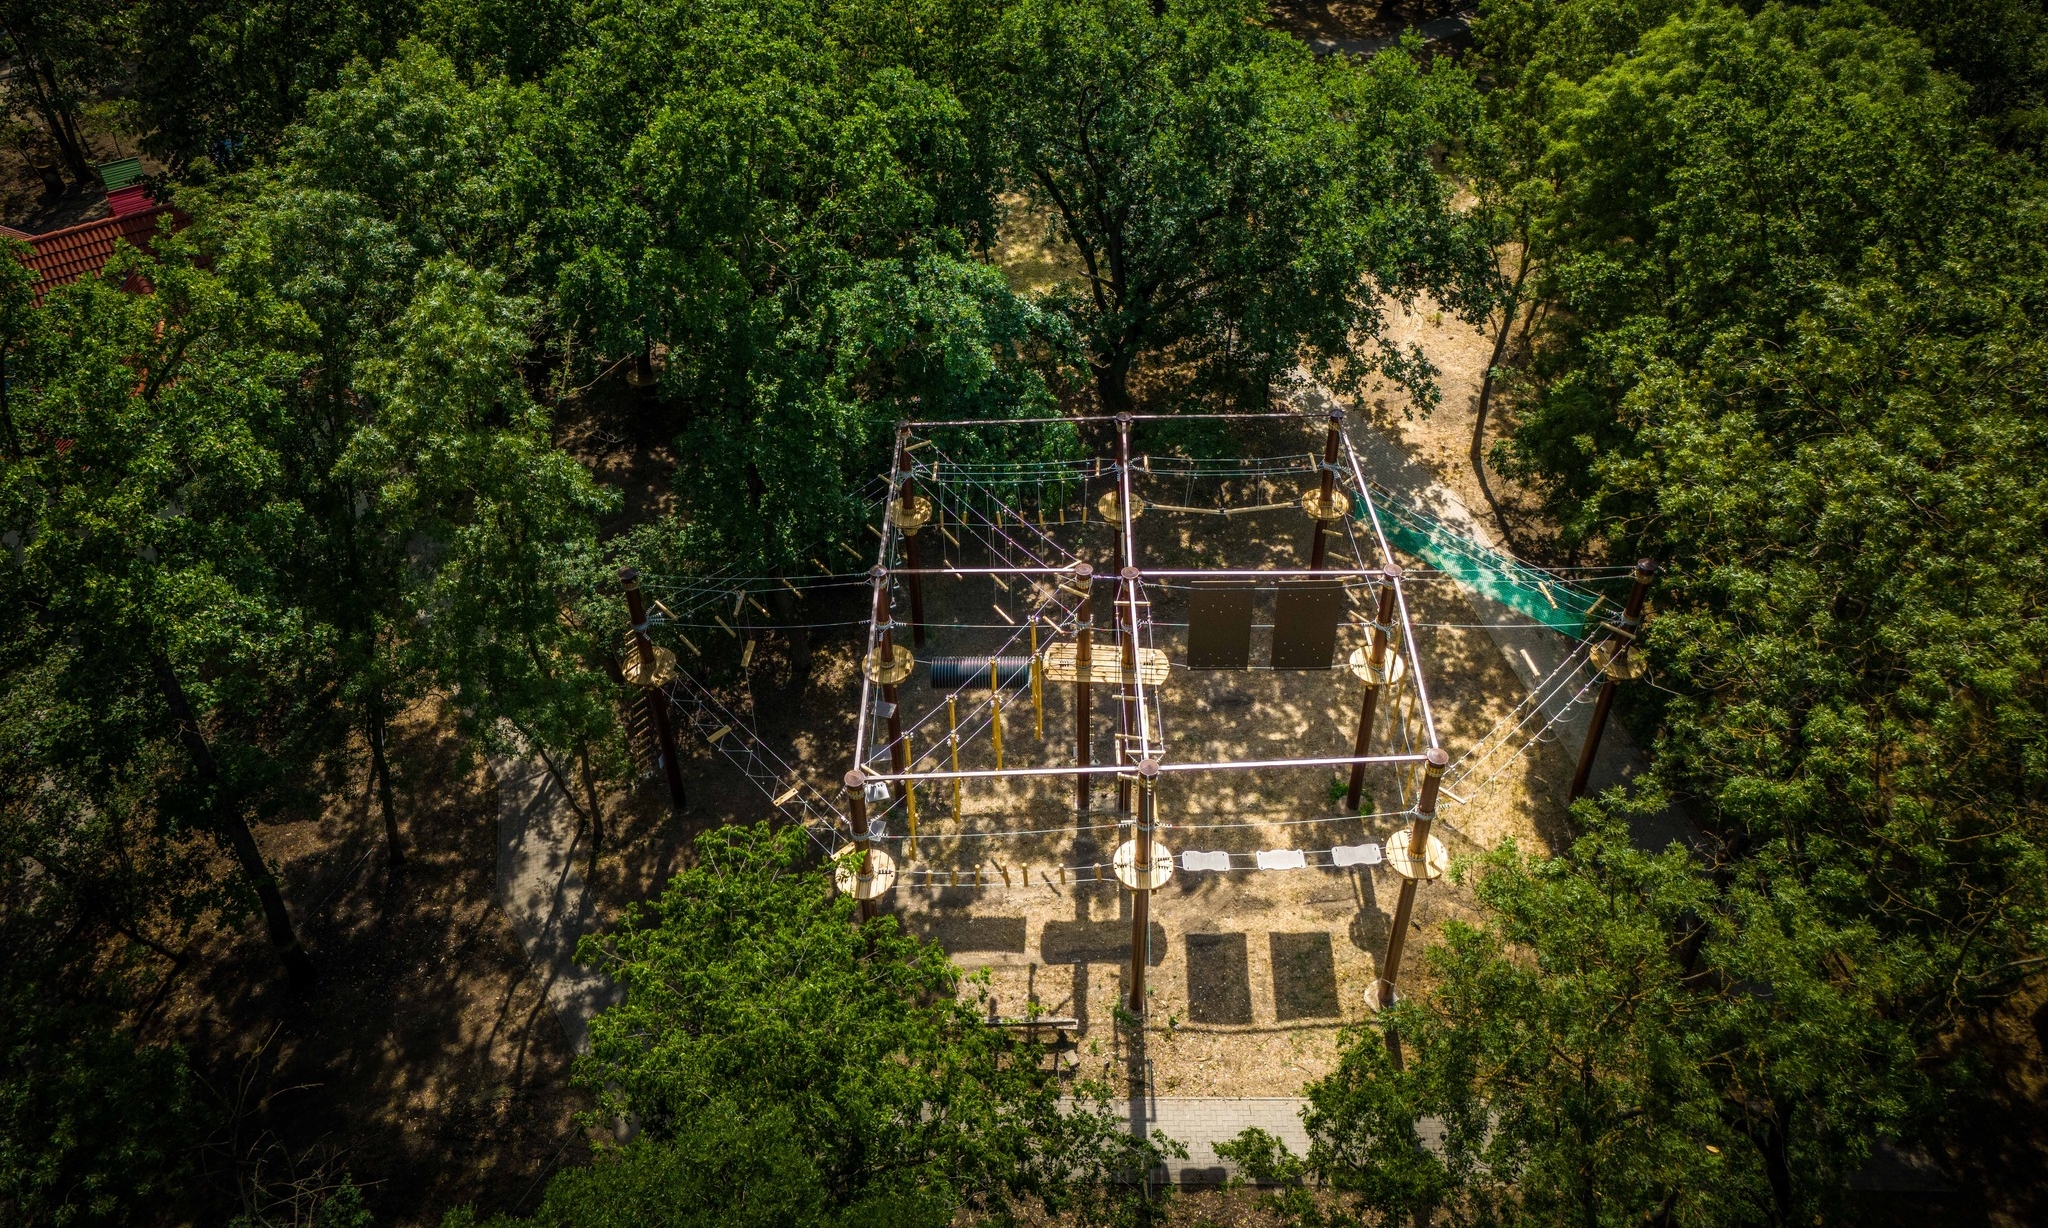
[{"xmin": 1042, "ymin": 642, "xmax": 1169, "ymax": 686}]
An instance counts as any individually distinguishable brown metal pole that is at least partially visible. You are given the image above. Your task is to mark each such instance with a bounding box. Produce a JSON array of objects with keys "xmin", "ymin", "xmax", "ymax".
[
  {"xmin": 895, "ymin": 430, "xmax": 926, "ymax": 648},
  {"xmin": 1127, "ymin": 758, "xmax": 1159, "ymax": 1016},
  {"xmin": 621, "ymin": 566, "xmax": 685, "ymax": 812},
  {"xmin": 1308, "ymin": 409, "xmax": 1343, "ymax": 573},
  {"xmin": 1568, "ymin": 559, "xmax": 1657, "ymax": 802},
  {"xmin": 845, "ymin": 769, "xmax": 874, "ymax": 923},
  {"xmin": 1375, "ymin": 747, "xmax": 1448, "ymax": 1067},
  {"xmin": 1117, "ymin": 566, "xmax": 1139, "ymax": 815},
  {"xmin": 1346, "ymin": 568, "xmax": 1402, "ymax": 811},
  {"xmin": 1112, "ymin": 424, "xmax": 1136, "ymax": 815},
  {"xmin": 869, "ymin": 567, "xmax": 909, "ymax": 798},
  {"xmin": 1074, "ymin": 565, "xmax": 1095, "ymax": 814}
]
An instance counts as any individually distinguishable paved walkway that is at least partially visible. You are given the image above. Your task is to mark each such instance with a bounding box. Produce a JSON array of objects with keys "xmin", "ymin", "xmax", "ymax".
[
  {"xmin": 1128, "ymin": 1097, "xmax": 1310, "ymax": 1184},
  {"xmin": 1117, "ymin": 1097, "xmax": 1448, "ymax": 1186},
  {"xmin": 491, "ymin": 748, "xmax": 621, "ymax": 1053}
]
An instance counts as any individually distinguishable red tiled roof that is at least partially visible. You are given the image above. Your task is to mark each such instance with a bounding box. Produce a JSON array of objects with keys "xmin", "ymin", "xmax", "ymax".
[
  {"xmin": 9, "ymin": 205, "xmax": 186, "ymax": 305},
  {"xmin": 106, "ymin": 184, "xmax": 156, "ymax": 217}
]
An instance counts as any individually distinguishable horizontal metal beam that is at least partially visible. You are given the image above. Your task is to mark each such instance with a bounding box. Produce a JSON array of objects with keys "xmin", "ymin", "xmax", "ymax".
[
  {"xmin": 860, "ymin": 750, "xmax": 1431, "ymax": 785},
  {"xmin": 888, "ymin": 566, "xmax": 1389, "ymax": 579},
  {"xmin": 904, "ymin": 412, "xmax": 1319, "ymax": 428}
]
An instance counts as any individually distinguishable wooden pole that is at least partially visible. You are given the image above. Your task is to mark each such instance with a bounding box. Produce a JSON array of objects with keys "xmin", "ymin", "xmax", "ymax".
[
  {"xmin": 1346, "ymin": 568, "xmax": 1401, "ymax": 811},
  {"xmin": 904, "ymin": 737, "xmax": 918, "ymax": 857},
  {"xmin": 1127, "ymin": 758, "xmax": 1159, "ymax": 1015},
  {"xmin": 621, "ymin": 566, "xmax": 685, "ymax": 812},
  {"xmin": 1308, "ymin": 409, "xmax": 1343, "ymax": 573},
  {"xmin": 1374, "ymin": 747, "xmax": 1448, "ymax": 1067},
  {"xmin": 1074, "ymin": 563, "xmax": 1095, "ymax": 814},
  {"xmin": 1568, "ymin": 559, "xmax": 1656, "ymax": 802}
]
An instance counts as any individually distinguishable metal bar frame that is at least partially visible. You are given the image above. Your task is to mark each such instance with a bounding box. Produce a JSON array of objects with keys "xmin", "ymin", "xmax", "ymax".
[{"xmin": 842, "ymin": 414, "xmax": 1438, "ymax": 794}]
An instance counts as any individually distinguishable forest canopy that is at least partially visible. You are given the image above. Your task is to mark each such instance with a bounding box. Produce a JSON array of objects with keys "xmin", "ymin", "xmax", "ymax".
[{"xmin": 2, "ymin": 0, "xmax": 2045, "ymax": 1224}]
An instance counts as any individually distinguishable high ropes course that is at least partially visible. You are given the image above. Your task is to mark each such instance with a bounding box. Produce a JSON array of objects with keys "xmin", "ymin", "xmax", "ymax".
[{"xmin": 617, "ymin": 410, "xmax": 1656, "ymax": 1018}]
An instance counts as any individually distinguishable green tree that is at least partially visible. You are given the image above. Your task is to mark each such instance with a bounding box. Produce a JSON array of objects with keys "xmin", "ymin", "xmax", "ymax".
[
  {"xmin": 979, "ymin": 0, "xmax": 1493, "ymax": 415},
  {"xmin": 478, "ymin": 823, "xmax": 1177, "ymax": 1227},
  {"xmin": 128, "ymin": 0, "xmax": 419, "ymax": 168},
  {"xmin": 531, "ymin": 0, "xmax": 1070, "ymax": 574},
  {"xmin": 0, "ymin": 0, "xmax": 128, "ymax": 182},
  {"xmin": 0, "ymin": 238, "xmax": 329, "ymax": 988},
  {"xmin": 1224, "ymin": 823, "xmax": 1929, "ymax": 1227},
  {"xmin": 1491, "ymin": 0, "xmax": 2048, "ymax": 1009},
  {"xmin": 1445, "ymin": 0, "xmax": 2048, "ymax": 1209},
  {"xmin": 186, "ymin": 43, "xmax": 620, "ymax": 861}
]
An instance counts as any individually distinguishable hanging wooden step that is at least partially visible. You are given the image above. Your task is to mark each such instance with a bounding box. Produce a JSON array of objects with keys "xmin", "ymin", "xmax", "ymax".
[{"xmin": 1040, "ymin": 642, "xmax": 1169, "ymax": 686}]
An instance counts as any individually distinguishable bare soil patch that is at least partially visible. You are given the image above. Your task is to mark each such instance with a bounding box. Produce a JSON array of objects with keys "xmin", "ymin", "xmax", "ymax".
[
  {"xmin": 639, "ymin": 413, "xmax": 1587, "ymax": 1105},
  {"xmin": 149, "ymin": 699, "xmax": 591, "ymax": 1227}
]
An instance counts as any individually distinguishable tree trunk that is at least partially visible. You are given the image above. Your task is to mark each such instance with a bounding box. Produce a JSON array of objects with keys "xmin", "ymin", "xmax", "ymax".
[
  {"xmin": 150, "ymin": 652, "xmax": 317, "ymax": 992},
  {"xmin": 578, "ymin": 744, "xmax": 604, "ymax": 875},
  {"xmin": 367, "ymin": 696, "xmax": 403, "ymax": 865},
  {"xmin": 1, "ymin": 352, "xmax": 15, "ymax": 459},
  {"xmin": 1747, "ymin": 1107, "xmax": 1797, "ymax": 1227},
  {"xmin": 25, "ymin": 62, "xmax": 91, "ymax": 182},
  {"xmin": 1472, "ymin": 240, "xmax": 1531, "ymax": 556},
  {"xmin": 1094, "ymin": 345, "xmax": 1137, "ymax": 417},
  {"xmin": 773, "ymin": 585, "xmax": 812, "ymax": 691}
]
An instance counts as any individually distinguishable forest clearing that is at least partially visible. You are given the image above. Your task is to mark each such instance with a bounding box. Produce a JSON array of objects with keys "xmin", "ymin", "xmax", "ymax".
[{"xmin": 5, "ymin": 1, "xmax": 2047, "ymax": 1226}]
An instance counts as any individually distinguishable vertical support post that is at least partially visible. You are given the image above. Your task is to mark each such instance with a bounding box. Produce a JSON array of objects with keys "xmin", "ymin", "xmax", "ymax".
[
  {"xmin": 903, "ymin": 737, "xmax": 918, "ymax": 859},
  {"xmin": 845, "ymin": 769, "xmax": 874, "ymax": 924},
  {"xmin": 621, "ymin": 566, "xmax": 685, "ymax": 812},
  {"xmin": 948, "ymin": 695, "xmax": 961, "ymax": 824},
  {"xmin": 1127, "ymin": 758, "xmax": 1160, "ymax": 1015},
  {"xmin": 1569, "ymin": 559, "xmax": 1657, "ymax": 802},
  {"xmin": 1074, "ymin": 564, "xmax": 1095, "ymax": 814},
  {"xmin": 1116, "ymin": 565, "xmax": 1141, "ymax": 815},
  {"xmin": 895, "ymin": 429, "xmax": 926, "ymax": 647},
  {"xmin": 989, "ymin": 658, "xmax": 1005, "ymax": 770},
  {"xmin": 871, "ymin": 566, "xmax": 909, "ymax": 799},
  {"xmin": 1029, "ymin": 614, "xmax": 1044, "ymax": 739},
  {"xmin": 1374, "ymin": 747, "xmax": 1448, "ymax": 1067},
  {"xmin": 1308, "ymin": 409, "xmax": 1344, "ymax": 573},
  {"xmin": 1346, "ymin": 567, "xmax": 1402, "ymax": 811},
  {"xmin": 1113, "ymin": 420, "xmax": 1136, "ymax": 816}
]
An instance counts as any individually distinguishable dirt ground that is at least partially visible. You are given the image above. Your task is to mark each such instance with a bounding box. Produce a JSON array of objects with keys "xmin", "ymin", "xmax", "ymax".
[
  {"xmin": 659, "ymin": 410, "xmax": 1580, "ymax": 1104},
  {"xmin": 0, "ymin": 116, "xmax": 161, "ymax": 233},
  {"xmin": 148, "ymin": 699, "xmax": 592, "ymax": 1226},
  {"xmin": 1261, "ymin": 0, "xmax": 1464, "ymax": 44}
]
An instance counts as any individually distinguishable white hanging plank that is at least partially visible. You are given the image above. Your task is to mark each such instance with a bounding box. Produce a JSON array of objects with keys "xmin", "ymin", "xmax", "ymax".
[{"xmin": 1331, "ymin": 843, "xmax": 1382, "ymax": 867}]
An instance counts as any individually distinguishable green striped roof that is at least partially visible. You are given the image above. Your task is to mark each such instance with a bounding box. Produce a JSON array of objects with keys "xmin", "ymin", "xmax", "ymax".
[{"xmin": 96, "ymin": 158, "xmax": 144, "ymax": 192}]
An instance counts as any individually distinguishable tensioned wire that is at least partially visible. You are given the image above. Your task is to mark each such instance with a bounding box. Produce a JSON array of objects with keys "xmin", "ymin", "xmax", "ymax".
[{"xmin": 635, "ymin": 438, "xmax": 1624, "ymax": 845}]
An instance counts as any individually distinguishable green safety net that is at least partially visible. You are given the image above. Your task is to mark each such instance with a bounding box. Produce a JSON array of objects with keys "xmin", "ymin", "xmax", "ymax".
[{"xmin": 1360, "ymin": 490, "xmax": 1609, "ymax": 638}]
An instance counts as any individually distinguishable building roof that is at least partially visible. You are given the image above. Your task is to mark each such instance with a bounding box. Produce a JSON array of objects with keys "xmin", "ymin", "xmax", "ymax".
[
  {"xmin": 97, "ymin": 158, "xmax": 145, "ymax": 192},
  {"xmin": 7, "ymin": 205, "xmax": 185, "ymax": 305},
  {"xmin": 106, "ymin": 184, "xmax": 155, "ymax": 217}
]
